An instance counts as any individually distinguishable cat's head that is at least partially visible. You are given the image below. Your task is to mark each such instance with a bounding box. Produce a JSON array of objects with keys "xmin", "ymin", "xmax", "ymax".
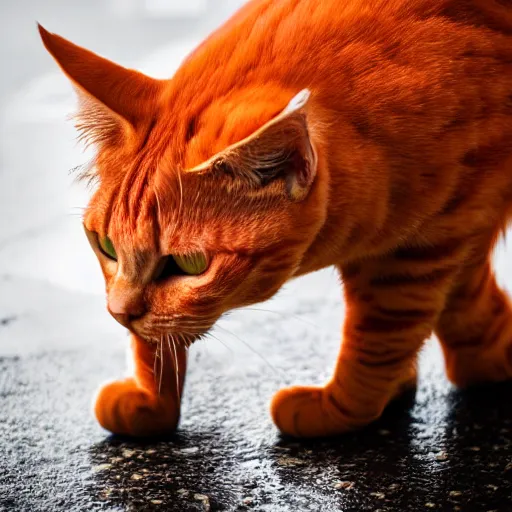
[{"xmin": 39, "ymin": 25, "xmax": 327, "ymax": 344}]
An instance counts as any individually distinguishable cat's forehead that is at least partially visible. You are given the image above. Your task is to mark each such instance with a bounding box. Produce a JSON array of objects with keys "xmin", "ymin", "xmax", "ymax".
[{"xmin": 86, "ymin": 175, "xmax": 208, "ymax": 249}]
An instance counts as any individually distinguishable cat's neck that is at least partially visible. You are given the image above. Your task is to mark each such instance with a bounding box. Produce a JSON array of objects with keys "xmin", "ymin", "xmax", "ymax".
[{"xmin": 293, "ymin": 108, "xmax": 390, "ymax": 276}]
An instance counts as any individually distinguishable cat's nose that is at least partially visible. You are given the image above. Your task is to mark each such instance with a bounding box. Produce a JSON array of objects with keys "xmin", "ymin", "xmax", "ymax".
[
  {"xmin": 108, "ymin": 288, "xmax": 146, "ymax": 327},
  {"xmin": 108, "ymin": 311, "xmax": 143, "ymax": 328}
]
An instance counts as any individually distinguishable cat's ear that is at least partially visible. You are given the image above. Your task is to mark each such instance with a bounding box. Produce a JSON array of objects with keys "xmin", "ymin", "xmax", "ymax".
[
  {"xmin": 38, "ymin": 24, "xmax": 163, "ymax": 145},
  {"xmin": 194, "ymin": 89, "xmax": 317, "ymax": 202}
]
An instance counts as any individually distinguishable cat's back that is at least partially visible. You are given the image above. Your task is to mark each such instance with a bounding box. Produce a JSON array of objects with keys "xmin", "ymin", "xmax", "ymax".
[
  {"xmin": 169, "ymin": 0, "xmax": 512, "ymax": 168},
  {"xmin": 175, "ymin": 0, "xmax": 512, "ymax": 101}
]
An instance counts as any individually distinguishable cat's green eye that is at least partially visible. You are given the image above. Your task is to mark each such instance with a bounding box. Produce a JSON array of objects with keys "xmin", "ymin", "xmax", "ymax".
[
  {"xmin": 173, "ymin": 252, "xmax": 208, "ymax": 275},
  {"xmin": 98, "ymin": 235, "xmax": 117, "ymax": 261}
]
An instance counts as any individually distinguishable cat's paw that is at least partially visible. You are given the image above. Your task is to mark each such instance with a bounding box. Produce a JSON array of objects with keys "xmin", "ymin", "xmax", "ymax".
[
  {"xmin": 270, "ymin": 385, "xmax": 361, "ymax": 438},
  {"xmin": 445, "ymin": 340, "xmax": 512, "ymax": 387},
  {"xmin": 94, "ymin": 378, "xmax": 180, "ymax": 437}
]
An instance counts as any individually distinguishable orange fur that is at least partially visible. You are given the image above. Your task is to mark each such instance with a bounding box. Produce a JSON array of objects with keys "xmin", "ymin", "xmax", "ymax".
[{"xmin": 40, "ymin": 0, "xmax": 512, "ymax": 438}]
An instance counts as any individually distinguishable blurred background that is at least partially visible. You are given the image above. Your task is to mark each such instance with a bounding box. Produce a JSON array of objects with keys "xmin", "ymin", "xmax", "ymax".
[
  {"xmin": 0, "ymin": 0, "xmax": 247, "ymax": 296},
  {"xmin": 1, "ymin": 0, "xmax": 511, "ymax": 353}
]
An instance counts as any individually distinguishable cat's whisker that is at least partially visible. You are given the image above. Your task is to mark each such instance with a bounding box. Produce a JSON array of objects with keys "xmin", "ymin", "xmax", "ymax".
[
  {"xmin": 158, "ymin": 335, "xmax": 164, "ymax": 396},
  {"xmin": 242, "ymin": 306, "xmax": 321, "ymax": 329},
  {"xmin": 214, "ymin": 325, "xmax": 285, "ymax": 379},
  {"xmin": 171, "ymin": 334, "xmax": 181, "ymax": 405},
  {"xmin": 154, "ymin": 314, "xmax": 217, "ymax": 325},
  {"xmin": 178, "ymin": 333, "xmax": 189, "ymax": 351},
  {"xmin": 152, "ymin": 328, "xmax": 208, "ymax": 341},
  {"xmin": 177, "ymin": 171, "xmax": 184, "ymax": 231},
  {"xmin": 206, "ymin": 331, "xmax": 234, "ymax": 355},
  {"xmin": 153, "ymin": 320, "xmax": 214, "ymax": 335},
  {"xmin": 179, "ymin": 331, "xmax": 203, "ymax": 348},
  {"xmin": 166, "ymin": 334, "xmax": 173, "ymax": 395},
  {"xmin": 153, "ymin": 334, "xmax": 159, "ymax": 390},
  {"xmin": 152, "ymin": 315, "xmax": 210, "ymax": 325},
  {"xmin": 167, "ymin": 334, "xmax": 179, "ymax": 404},
  {"xmin": 154, "ymin": 188, "xmax": 163, "ymax": 240}
]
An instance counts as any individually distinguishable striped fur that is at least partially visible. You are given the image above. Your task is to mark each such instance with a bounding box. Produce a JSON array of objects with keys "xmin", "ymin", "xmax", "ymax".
[{"xmin": 40, "ymin": 0, "xmax": 512, "ymax": 438}]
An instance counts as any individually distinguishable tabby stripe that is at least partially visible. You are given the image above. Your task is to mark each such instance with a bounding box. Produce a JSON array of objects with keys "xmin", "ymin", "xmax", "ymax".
[
  {"xmin": 326, "ymin": 390, "xmax": 351, "ymax": 417},
  {"xmin": 370, "ymin": 267, "xmax": 455, "ymax": 288},
  {"xmin": 344, "ymin": 224, "xmax": 365, "ymax": 247},
  {"xmin": 343, "ymin": 263, "xmax": 362, "ymax": 279},
  {"xmin": 131, "ymin": 178, "xmax": 150, "ymax": 223},
  {"xmin": 356, "ymin": 348, "xmax": 417, "ymax": 368},
  {"xmin": 465, "ymin": 267, "xmax": 491, "ymax": 300},
  {"xmin": 443, "ymin": 334, "xmax": 483, "ymax": 349},
  {"xmin": 185, "ymin": 116, "xmax": 198, "ymax": 143},
  {"xmin": 486, "ymin": 329, "xmax": 503, "ymax": 351},
  {"xmin": 375, "ymin": 306, "xmax": 436, "ymax": 321},
  {"xmin": 359, "ymin": 293, "xmax": 374, "ymax": 303},
  {"xmin": 355, "ymin": 316, "xmax": 421, "ymax": 334},
  {"xmin": 138, "ymin": 118, "xmax": 157, "ymax": 152},
  {"xmin": 440, "ymin": 172, "xmax": 479, "ymax": 215},
  {"xmin": 440, "ymin": 192, "xmax": 468, "ymax": 215},
  {"xmin": 485, "ymin": 314, "xmax": 510, "ymax": 349},
  {"xmin": 490, "ymin": 296, "xmax": 507, "ymax": 317},
  {"xmin": 402, "ymin": 290, "xmax": 433, "ymax": 302},
  {"xmin": 393, "ymin": 239, "xmax": 462, "ymax": 262},
  {"xmin": 260, "ymin": 261, "xmax": 294, "ymax": 273},
  {"xmin": 151, "ymin": 199, "xmax": 162, "ymax": 251}
]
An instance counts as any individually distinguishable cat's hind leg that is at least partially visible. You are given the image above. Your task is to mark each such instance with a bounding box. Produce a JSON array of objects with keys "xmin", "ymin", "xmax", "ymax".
[
  {"xmin": 436, "ymin": 256, "xmax": 512, "ymax": 387},
  {"xmin": 94, "ymin": 335, "xmax": 187, "ymax": 437}
]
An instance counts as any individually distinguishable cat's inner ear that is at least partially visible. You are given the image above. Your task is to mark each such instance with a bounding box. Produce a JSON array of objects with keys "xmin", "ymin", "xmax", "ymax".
[
  {"xmin": 197, "ymin": 89, "xmax": 317, "ymax": 202},
  {"xmin": 38, "ymin": 24, "xmax": 163, "ymax": 146}
]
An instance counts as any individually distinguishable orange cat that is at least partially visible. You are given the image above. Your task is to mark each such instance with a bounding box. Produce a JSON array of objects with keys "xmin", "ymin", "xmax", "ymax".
[{"xmin": 39, "ymin": 0, "xmax": 512, "ymax": 438}]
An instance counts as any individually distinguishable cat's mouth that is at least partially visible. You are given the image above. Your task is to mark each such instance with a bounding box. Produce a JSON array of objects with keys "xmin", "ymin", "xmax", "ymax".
[{"xmin": 126, "ymin": 311, "xmax": 218, "ymax": 348}]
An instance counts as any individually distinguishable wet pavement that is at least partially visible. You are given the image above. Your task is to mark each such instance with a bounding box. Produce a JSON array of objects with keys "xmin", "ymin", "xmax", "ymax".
[
  {"xmin": 1, "ymin": 1, "xmax": 512, "ymax": 511},
  {"xmin": 1, "ymin": 275, "xmax": 511, "ymax": 511}
]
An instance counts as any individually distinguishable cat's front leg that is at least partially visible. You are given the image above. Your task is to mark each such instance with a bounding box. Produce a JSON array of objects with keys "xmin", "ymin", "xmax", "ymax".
[
  {"xmin": 94, "ymin": 334, "xmax": 187, "ymax": 437},
  {"xmin": 271, "ymin": 252, "xmax": 459, "ymax": 438}
]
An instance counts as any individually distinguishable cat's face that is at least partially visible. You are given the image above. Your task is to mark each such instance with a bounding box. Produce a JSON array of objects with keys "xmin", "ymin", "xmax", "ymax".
[
  {"xmin": 39, "ymin": 26, "xmax": 327, "ymax": 344},
  {"xmin": 83, "ymin": 156, "xmax": 313, "ymax": 343}
]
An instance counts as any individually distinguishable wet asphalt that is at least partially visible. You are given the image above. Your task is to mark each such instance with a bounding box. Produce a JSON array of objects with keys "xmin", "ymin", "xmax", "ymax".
[
  {"xmin": 1, "ymin": 293, "xmax": 511, "ymax": 512},
  {"xmin": 1, "ymin": 1, "xmax": 512, "ymax": 511}
]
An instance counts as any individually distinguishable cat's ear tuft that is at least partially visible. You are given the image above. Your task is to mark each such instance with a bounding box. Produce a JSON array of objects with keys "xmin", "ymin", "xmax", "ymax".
[
  {"xmin": 38, "ymin": 24, "xmax": 163, "ymax": 146},
  {"xmin": 203, "ymin": 89, "xmax": 317, "ymax": 202}
]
